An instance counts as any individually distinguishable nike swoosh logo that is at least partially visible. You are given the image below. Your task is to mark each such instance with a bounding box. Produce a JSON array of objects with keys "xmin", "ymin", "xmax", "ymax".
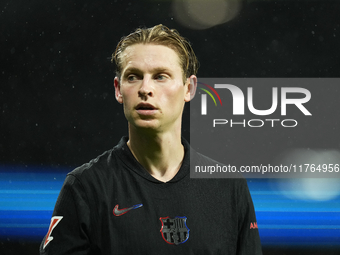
[{"xmin": 113, "ymin": 204, "xmax": 143, "ymax": 216}]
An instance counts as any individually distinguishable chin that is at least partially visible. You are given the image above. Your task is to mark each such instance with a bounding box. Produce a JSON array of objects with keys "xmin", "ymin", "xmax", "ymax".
[{"xmin": 132, "ymin": 120, "xmax": 160, "ymax": 131}]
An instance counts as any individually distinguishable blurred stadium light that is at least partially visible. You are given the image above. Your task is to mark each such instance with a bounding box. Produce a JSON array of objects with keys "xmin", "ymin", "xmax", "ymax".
[{"xmin": 172, "ymin": 0, "xmax": 242, "ymax": 29}]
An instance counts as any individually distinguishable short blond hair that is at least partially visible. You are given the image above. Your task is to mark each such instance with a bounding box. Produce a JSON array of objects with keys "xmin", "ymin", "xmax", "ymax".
[{"xmin": 112, "ymin": 24, "xmax": 199, "ymax": 81}]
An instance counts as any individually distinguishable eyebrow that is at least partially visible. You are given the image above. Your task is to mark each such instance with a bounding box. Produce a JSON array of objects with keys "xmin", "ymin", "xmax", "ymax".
[
  {"xmin": 122, "ymin": 67, "xmax": 140, "ymax": 74},
  {"xmin": 122, "ymin": 67, "xmax": 171, "ymax": 76}
]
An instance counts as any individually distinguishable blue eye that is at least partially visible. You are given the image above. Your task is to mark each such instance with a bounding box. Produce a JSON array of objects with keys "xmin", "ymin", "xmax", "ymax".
[
  {"xmin": 127, "ymin": 75, "xmax": 137, "ymax": 81},
  {"xmin": 155, "ymin": 75, "xmax": 166, "ymax": 80}
]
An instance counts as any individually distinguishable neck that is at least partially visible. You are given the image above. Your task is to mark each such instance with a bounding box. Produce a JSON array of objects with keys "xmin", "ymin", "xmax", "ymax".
[{"xmin": 127, "ymin": 125, "xmax": 184, "ymax": 183}]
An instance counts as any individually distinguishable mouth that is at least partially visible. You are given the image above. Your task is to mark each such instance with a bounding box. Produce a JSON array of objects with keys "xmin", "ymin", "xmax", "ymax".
[
  {"xmin": 136, "ymin": 103, "xmax": 156, "ymax": 110},
  {"xmin": 135, "ymin": 103, "xmax": 158, "ymax": 115}
]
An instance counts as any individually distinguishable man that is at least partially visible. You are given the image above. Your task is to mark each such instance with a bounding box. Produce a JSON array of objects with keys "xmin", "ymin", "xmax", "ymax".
[{"xmin": 40, "ymin": 24, "xmax": 262, "ymax": 254}]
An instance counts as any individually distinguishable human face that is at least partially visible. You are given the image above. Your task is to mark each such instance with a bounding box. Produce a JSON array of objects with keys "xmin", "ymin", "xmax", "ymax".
[{"xmin": 114, "ymin": 43, "xmax": 196, "ymax": 133}]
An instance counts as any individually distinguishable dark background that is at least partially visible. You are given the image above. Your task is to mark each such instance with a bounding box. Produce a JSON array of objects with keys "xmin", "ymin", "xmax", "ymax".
[{"xmin": 1, "ymin": 0, "xmax": 340, "ymax": 254}]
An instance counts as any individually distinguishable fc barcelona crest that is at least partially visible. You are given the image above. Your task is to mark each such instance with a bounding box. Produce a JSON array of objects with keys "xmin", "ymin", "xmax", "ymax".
[{"xmin": 159, "ymin": 216, "xmax": 190, "ymax": 245}]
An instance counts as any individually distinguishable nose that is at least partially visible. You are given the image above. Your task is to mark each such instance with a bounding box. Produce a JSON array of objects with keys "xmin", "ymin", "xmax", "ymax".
[{"xmin": 138, "ymin": 76, "xmax": 154, "ymax": 97}]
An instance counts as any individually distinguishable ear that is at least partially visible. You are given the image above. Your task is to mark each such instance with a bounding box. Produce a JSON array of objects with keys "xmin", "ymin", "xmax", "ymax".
[
  {"xmin": 184, "ymin": 75, "xmax": 197, "ymax": 102},
  {"xmin": 114, "ymin": 77, "xmax": 123, "ymax": 104}
]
